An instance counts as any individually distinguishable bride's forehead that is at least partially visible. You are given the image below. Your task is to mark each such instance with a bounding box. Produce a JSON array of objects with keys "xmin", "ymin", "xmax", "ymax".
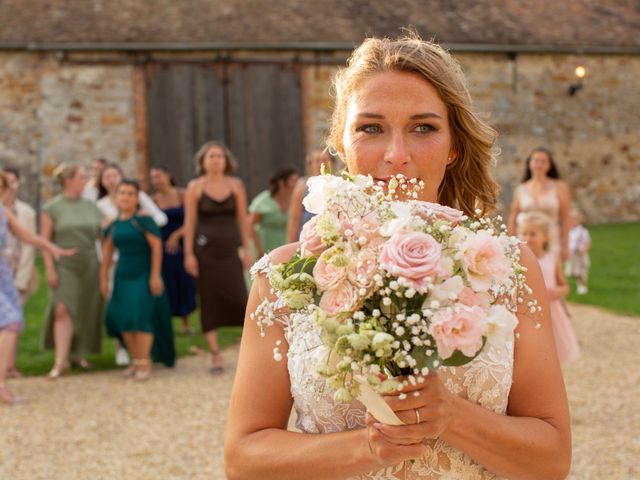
[{"xmin": 347, "ymin": 71, "xmax": 446, "ymax": 113}]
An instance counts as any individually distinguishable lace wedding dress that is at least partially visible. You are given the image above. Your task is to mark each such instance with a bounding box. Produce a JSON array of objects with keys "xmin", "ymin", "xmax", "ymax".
[{"xmin": 286, "ymin": 312, "xmax": 514, "ymax": 479}]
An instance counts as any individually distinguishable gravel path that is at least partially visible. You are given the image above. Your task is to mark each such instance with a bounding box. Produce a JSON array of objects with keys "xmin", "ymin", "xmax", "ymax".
[{"xmin": 1, "ymin": 303, "xmax": 638, "ymax": 479}]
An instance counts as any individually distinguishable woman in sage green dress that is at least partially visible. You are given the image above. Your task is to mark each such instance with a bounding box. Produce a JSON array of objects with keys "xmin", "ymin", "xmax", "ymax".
[
  {"xmin": 41, "ymin": 164, "xmax": 104, "ymax": 378},
  {"xmin": 100, "ymin": 180, "xmax": 175, "ymax": 380},
  {"xmin": 248, "ymin": 167, "xmax": 298, "ymax": 257}
]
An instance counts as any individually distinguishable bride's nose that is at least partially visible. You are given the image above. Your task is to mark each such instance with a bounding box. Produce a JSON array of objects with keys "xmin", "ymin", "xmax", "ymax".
[{"xmin": 383, "ymin": 132, "xmax": 410, "ymax": 167}]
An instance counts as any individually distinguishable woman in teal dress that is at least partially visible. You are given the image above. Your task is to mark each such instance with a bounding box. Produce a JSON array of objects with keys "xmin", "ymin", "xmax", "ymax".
[
  {"xmin": 99, "ymin": 180, "xmax": 175, "ymax": 380},
  {"xmin": 248, "ymin": 168, "xmax": 298, "ymax": 257}
]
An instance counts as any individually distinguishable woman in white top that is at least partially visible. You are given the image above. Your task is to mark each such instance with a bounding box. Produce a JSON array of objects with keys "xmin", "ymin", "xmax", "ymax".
[{"xmin": 96, "ymin": 163, "xmax": 167, "ymax": 228}]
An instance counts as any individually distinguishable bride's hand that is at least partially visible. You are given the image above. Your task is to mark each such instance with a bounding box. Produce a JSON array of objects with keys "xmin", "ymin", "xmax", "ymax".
[
  {"xmin": 375, "ymin": 373, "xmax": 455, "ymax": 446},
  {"xmin": 365, "ymin": 413, "xmax": 428, "ymax": 467}
]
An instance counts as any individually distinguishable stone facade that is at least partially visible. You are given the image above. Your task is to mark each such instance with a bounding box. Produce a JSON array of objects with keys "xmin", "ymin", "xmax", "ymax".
[
  {"xmin": 302, "ymin": 53, "xmax": 640, "ymax": 224},
  {"xmin": 0, "ymin": 52, "xmax": 138, "ymax": 206},
  {"xmin": 0, "ymin": 50, "xmax": 638, "ymax": 224}
]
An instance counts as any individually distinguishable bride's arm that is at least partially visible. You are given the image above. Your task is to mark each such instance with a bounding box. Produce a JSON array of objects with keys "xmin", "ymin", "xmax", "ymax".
[
  {"xmin": 375, "ymin": 245, "xmax": 571, "ymax": 480},
  {"xmin": 224, "ymin": 243, "xmax": 425, "ymax": 480}
]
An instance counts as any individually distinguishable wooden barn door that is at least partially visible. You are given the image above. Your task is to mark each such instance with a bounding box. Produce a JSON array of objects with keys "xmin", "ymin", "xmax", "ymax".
[{"xmin": 145, "ymin": 62, "xmax": 305, "ymax": 198}]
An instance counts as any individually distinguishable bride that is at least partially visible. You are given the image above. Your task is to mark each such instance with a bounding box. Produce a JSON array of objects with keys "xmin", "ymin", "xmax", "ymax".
[{"xmin": 224, "ymin": 33, "xmax": 571, "ymax": 479}]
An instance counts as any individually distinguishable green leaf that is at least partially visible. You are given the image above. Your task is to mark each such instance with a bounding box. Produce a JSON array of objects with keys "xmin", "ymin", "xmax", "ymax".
[{"xmin": 441, "ymin": 337, "xmax": 487, "ymax": 367}]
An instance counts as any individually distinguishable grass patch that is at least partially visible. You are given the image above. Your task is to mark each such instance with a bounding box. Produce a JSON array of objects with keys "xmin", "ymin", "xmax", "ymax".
[
  {"xmin": 566, "ymin": 222, "xmax": 640, "ymax": 317},
  {"xmin": 18, "ymin": 259, "xmax": 242, "ymax": 376}
]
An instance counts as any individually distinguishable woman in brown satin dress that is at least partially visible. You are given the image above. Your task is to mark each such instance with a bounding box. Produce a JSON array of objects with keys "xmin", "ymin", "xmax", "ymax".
[{"xmin": 184, "ymin": 141, "xmax": 250, "ymax": 374}]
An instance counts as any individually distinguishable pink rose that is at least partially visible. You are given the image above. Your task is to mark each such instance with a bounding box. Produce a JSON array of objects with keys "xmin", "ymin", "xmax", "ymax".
[
  {"xmin": 352, "ymin": 212, "xmax": 384, "ymax": 247},
  {"xmin": 348, "ymin": 248, "xmax": 379, "ymax": 290},
  {"xmin": 313, "ymin": 249, "xmax": 347, "ymax": 291},
  {"xmin": 319, "ymin": 280, "xmax": 360, "ymax": 315},
  {"xmin": 300, "ymin": 215, "xmax": 326, "ymax": 257},
  {"xmin": 413, "ymin": 202, "xmax": 465, "ymax": 226},
  {"xmin": 429, "ymin": 305, "xmax": 486, "ymax": 359},
  {"xmin": 379, "ymin": 231, "xmax": 443, "ymax": 292},
  {"xmin": 460, "ymin": 230, "xmax": 512, "ymax": 292},
  {"xmin": 458, "ymin": 287, "xmax": 491, "ymax": 312}
]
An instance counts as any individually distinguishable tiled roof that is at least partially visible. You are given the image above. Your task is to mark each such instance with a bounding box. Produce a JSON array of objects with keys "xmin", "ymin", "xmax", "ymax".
[{"xmin": 1, "ymin": 0, "xmax": 639, "ymax": 50}]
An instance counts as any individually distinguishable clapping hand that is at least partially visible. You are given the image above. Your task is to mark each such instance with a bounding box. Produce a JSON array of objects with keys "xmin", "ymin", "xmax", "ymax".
[{"xmin": 366, "ymin": 373, "xmax": 454, "ymax": 464}]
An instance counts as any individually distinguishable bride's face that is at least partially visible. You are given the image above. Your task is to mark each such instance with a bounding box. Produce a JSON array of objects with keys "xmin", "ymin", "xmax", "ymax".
[{"xmin": 341, "ymin": 70, "xmax": 454, "ymax": 202}]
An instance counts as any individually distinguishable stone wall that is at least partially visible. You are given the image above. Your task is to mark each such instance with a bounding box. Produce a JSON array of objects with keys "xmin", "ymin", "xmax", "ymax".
[
  {"xmin": 302, "ymin": 53, "xmax": 640, "ymax": 224},
  {"xmin": 0, "ymin": 52, "xmax": 138, "ymax": 207}
]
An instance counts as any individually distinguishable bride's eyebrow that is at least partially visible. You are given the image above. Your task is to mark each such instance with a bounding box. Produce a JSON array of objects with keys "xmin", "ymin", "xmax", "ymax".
[{"xmin": 410, "ymin": 113, "xmax": 443, "ymax": 120}]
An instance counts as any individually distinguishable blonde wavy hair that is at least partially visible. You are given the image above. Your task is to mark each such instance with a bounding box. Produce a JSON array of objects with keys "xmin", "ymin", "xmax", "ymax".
[
  {"xmin": 517, "ymin": 211, "xmax": 551, "ymax": 251},
  {"xmin": 52, "ymin": 163, "xmax": 81, "ymax": 188},
  {"xmin": 327, "ymin": 32, "xmax": 500, "ymax": 217}
]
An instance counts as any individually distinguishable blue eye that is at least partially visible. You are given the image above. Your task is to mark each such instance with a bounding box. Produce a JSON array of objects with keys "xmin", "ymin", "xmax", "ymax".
[
  {"xmin": 415, "ymin": 124, "xmax": 436, "ymax": 133},
  {"xmin": 356, "ymin": 124, "xmax": 382, "ymax": 134}
]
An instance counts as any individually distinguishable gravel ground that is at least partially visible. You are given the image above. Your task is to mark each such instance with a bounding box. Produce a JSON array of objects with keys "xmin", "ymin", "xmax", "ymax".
[{"xmin": 1, "ymin": 303, "xmax": 638, "ymax": 479}]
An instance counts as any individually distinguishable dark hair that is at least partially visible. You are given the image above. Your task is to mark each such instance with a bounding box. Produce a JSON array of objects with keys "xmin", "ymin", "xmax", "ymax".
[
  {"xmin": 152, "ymin": 166, "xmax": 177, "ymax": 187},
  {"xmin": 269, "ymin": 167, "xmax": 298, "ymax": 196},
  {"xmin": 194, "ymin": 141, "xmax": 238, "ymax": 176},
  {"xmin": 98, "ymin": 163, "xmax": 124, "ymax": 199},
  {"xmin": 2, "ymin": 165, "xmax": 20, "ymax": 180},
  {"xmin": 95, "ymin": 158, "xmax": 108, "ymax": 166},
  {"xmin": 522, "ymin": 147, "xmax": 560, "ymax": 182},
  {"xmin": 116, "ymin": 178, "xmax": 141, "ymax": 211}
]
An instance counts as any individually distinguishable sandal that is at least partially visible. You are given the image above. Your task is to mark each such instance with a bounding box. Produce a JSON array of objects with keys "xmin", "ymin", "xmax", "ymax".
[
  {"xmin": 121, "ymin": 359, "xmax": 138, "ymax": 378},
  {"xmin": 210, "ymin": 350, "xmax": 224, "ymax": 375},
  {"xmin": 47, "ymin": 358, "xmax": 70, "ymax": 380},
  {"xmin": 71, "ymin": 358, "xmax": 93, "ymax": 370},
  {"xmin": 134, "ymin": 359, "xmax": 152, "ymax": 382}
]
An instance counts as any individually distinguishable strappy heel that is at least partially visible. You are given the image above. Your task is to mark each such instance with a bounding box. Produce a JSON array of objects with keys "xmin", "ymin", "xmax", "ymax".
[
  {"xmin": 134, "ymin": 358, "xmax": 152, "ymax": 382},
  {"xmin": 47, "ymin": 358, "xmax": 70, "ymax": 380},
  {"xmin": 210, "ymin": 350, "xmax": 224, "ymax": 375},
  {"xmin": 122, "ymin": 359, "xmax": 138, "ymax": 378}
]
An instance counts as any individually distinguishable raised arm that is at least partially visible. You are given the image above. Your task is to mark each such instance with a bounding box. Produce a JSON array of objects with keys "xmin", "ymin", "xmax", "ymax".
[
  {"xmin": 139, "ymin": 191, "xmax": 168, "ymax": 227},
  {"xmin": 286, "ymin": 178, "xmax": 306, "ymax": 243},
  {"xmin": 183, "ymin": 179, "xmax": 200, "ymax": 277}
]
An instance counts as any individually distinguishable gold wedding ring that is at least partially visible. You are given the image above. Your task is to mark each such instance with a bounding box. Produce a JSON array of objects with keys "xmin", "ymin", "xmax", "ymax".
[{"xmin": 414, "ymin": 408, "xmax": 421, "ymax": 424}]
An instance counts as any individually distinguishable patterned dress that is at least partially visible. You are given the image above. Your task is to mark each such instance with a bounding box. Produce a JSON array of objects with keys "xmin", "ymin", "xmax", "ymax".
[
  {"xmin": 0, "ymin": 206, "xmax": 23, "ymax": 332},
  {"xmin": 286, "ymin": 312, "xmax": 514, "ymax": 479}
]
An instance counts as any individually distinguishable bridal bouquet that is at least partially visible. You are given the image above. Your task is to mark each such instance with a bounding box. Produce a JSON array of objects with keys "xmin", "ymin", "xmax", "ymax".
[{"xmin": 251, "ymin": 172, "xmax": 535, "ymax": 416}]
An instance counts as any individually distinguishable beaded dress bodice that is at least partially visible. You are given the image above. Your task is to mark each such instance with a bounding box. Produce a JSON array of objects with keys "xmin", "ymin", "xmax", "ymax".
[{"xmin": 286, "ymin": 313, "xmax": 514, "ymax": 479}]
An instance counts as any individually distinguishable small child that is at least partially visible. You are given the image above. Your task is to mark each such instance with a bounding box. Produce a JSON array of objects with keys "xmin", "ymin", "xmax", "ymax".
[
  {"xmin": 566, "ymin": 209, "xmax": 591, "ymax": 295},
  {"xmin": 518, "ymin": 212, "xmax": 580, "ymax": 365}
]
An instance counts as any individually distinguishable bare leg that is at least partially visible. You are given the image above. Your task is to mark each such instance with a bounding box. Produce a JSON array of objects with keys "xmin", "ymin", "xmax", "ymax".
[
  {"xmin": 121, "ymin": 332, "xmax": 138, "ymax": 377},
  {"xmin": 0, "ymin": 331, "xmax": 21, "ymax": 404},
  {"xmin": 6, "ymin": 332, "xmax": 21, "ymax": 378},
  {"xmin": 205, "ymin": 329, "xmax": 223, "ymax": 373},
  {"xmin": 49, "ymin": 303, "xmax": 73, "ymax": 378},
  {"xmin": 134, "ymin": 332, "xmax": 154, "ymax": 381},
  {"xmin": 181, "ymin": 315, "xmax": 193, "ymax": 334}
]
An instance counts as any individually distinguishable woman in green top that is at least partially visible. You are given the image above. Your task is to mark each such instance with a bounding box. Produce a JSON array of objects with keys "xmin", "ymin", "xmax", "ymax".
[
  {"xmin": 41, "ymin": 164, "xmax": 104, "ymax": 379},
  {"xmin": 248, "ymin": 168, "xmax": 298, "ymax": 257},
  {"xmin": 100, "ymin": 180, "xmax": 175, "ymax": 381}
]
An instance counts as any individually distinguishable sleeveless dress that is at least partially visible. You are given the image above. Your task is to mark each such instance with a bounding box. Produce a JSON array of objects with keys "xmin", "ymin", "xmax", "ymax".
[
  {"xmin": 0, "ymin": 206, "xmax": 23, "ymax": 332},
  {"xmin": 538, "ymin": 253, "xmax": 580, "ymax": 365},
  {"xmin": 160, "ymin": 205, "xmax": 196, "ymax": 317},
  {"xmin": 42, "ymin": 195, "xmax": 104, "ymax": 356},
  {"xmin": 194, "ymin": 193, "xmax": 247, "ymax": 332},
  {"xmin": 248, "ymin": 190, "xmax": 289, "ymax": 253},
  {"xmin": 514, "ymin": 183, "xmax": 561, "ymax": 257},
  {"xmin": 104, "ymin": 216, "xmax": 176, "ymax": 367},
  {"xmin": 286, "ymin": 312, "xmax": 515, "ymax": 479}
]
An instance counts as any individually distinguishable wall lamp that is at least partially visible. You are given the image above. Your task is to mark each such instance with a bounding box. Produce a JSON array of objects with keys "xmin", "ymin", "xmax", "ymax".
[{"xmin": 568, "ymin": 65, "xmax": 586, "ymax": 96}]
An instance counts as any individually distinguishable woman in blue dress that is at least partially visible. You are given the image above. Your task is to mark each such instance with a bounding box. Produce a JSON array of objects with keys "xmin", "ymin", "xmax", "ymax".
[
  {"xmin": 150, "ymin": 167, "xmax": 196, "ymax": 334},
  {"xmin": 0, "ymin": 171, "xmax": 75, "ymax": 405},
  {"xmin": 99, "ymin": 179, "xmax": 176, "ymax": 381}
]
